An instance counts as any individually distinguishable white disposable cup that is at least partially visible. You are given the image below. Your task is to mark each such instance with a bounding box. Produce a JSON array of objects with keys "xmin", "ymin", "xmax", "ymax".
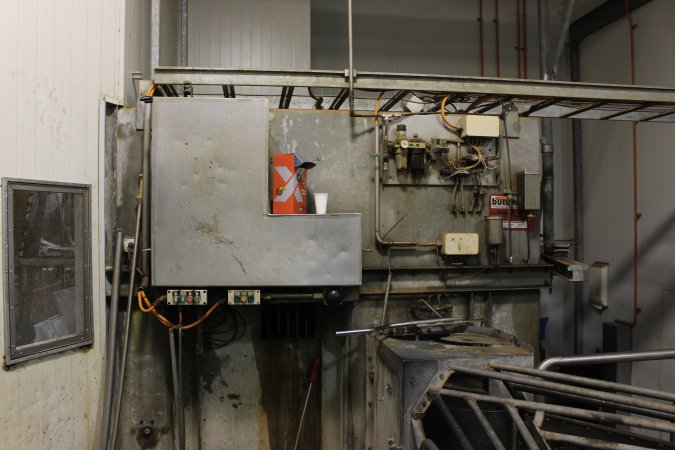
[{"xmin": 314, "ymin": 193, "xmax": 328, "ymax": 214}]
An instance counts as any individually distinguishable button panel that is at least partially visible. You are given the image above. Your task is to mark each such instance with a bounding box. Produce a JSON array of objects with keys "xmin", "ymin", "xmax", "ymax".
[
  {"xmin": 227, "ymin": 289, "xmax": 261, "ymax": 305},
  {"xmin": 166, "ymin": 289, "xmax": 208, "ymax": 305}
]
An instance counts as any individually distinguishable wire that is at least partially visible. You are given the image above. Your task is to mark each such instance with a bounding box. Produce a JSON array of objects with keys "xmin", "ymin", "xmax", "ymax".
[
  {"xmin": 137, "ymin": 289, "xmax": 223, "ymax": 330},
  {"xmin": 440, "ymin": 96, "xmax": 460, "ymax": 130}
]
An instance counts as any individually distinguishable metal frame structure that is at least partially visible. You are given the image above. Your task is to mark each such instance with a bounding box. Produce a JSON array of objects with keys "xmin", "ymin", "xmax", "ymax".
[
  {"xmin": 2, "ymin": 178, "xmax": 93, "ymax": 366},
  {"xmin": 411, "ymin": 364, "xmax": 675, "ymax": 450}
]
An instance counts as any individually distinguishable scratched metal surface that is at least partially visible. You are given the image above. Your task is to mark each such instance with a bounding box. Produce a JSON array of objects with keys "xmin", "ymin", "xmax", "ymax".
[{"xmin": 150, "ymin": 98, "xmax": 362, "ymax": 287}]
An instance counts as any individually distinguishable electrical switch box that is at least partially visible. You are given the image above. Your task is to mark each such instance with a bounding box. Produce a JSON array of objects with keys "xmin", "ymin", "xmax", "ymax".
[
  {"xmin": 228, "ymin": 289, "xmax": 261, "ymax": 305},
  {"xmin": 460, "ymin": 115, "xmax": 500, "ymax": 138},
  {"xmin": 589, "ymin": 262, "xmax": 609, "ymax": 310},
  {"xmin": 440, "ymin": 233, "xmax": 480, "ymax": 255},
  {"xmin": 167, "ymin": 289, "xmax": 208, "ymax": 306}
]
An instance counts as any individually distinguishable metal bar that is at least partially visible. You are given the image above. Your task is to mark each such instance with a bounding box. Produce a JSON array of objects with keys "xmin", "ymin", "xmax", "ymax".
[
  {"xmin": 347, "ymin": 0, "xmax": 354, "ymax": 112},
  {"xmin": 447, "ymin": 365, "xmax": 675, "ymax": 416},
  {"xmin": 379, "ymin": 270, "xmax": 393, "ymax": 326},
  {"xmin": 562, "ymin": 100, "xmax": 609, "ymax": 118},
  {"xmin": 465, "ymin": 398, "xmax": 506, "ymax": 450},
  {"xmin": 522, "ymin": 98, "xmax": 560, "ymax": 116},
  {"xmin": 141, "ymin": 100, "xmax": 152, "ymax": 278},
  {"xmin": 432, "ymin": 395, "xmax": 475, "ymax": 450},
  {"xmin": 440, "ymin": 389, "xmax": 675, "ymax": 433},
  {"xmin": 101, "ymin": 231, "xmax": 124, "ymax": 450},
  {"xmin": 380, "ymin": 90, "xmax": 410, "ymax": 112},
  {"xmin": 537, "ymin": 429, "xmax": 647, "ymax": 450},
  {"xmin": 150, "ymin": 0, "xmax": 161, "ymax": 76},
  {"xmin": 150, "ymin": 68, "xmax": 675, "ymax": 105},
  {"xmin": 641, "ymin": 108, "xmax": 675, "ymax": 122},
  {"xmin": 474, "ymin": 96, "xmax": 515, "ymax": 114},
  {"xmin": 180, "ymin": 0, "xmax": 188, "ymax": 66},
  {"xmin": 335, "ymin": 317, "xmax": 470, "ymax": 336},
  {"xmin": 279, "ymin": 86, "xmax": 294, "ymax": 109},
  {"xmin": 330, "ymin": 88, "xmax": 349, "ymax": 110},
  {"xmin": 552, "ymin": 0, "xmax": 576, "ymax": 78},
  {"xmin": 505, "ymin": 405, "xmax": 539, "ymax": 450},
  {"xmin": 571, "ymin": 44, "xmax": 584, "ymax": 355},
  {"xmin": 221, "ymin": 85, "xmax": 235, "ymax": 98},
  {"xmin": 110, "ymin": 200, "xmax": 143, "ymax": 450},
  {"xmin": 603, "ymin": 103, "xmax": 653, "ymax": 120},
  {"xmin": 169, "ymin": 329, "xmax": 184, "ymax": 450},
  {"xmin": 490, "ymin": 363, "xmax": 675, "ymax": 402},
  {"xmin": 539, "ymin": 348, "xmax": 675, "ymax": 371}
]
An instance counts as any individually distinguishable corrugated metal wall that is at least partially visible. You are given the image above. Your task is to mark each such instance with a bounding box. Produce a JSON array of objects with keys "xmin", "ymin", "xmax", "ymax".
[
  {"xmin": 579, "ymin": 0, "xmax": 675, "ymax": 394},
  {"xmin": 0, "ymin": 0, "xmax": 124, "ymax": 447},
  {"xmin": 187, "ymin": 0, "xmax": 310, "ymax": 69}
]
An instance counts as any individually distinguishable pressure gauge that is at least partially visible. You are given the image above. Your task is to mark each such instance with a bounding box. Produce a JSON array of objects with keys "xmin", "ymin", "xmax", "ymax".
[{"xmin": 400, "ymin": 139, "xmax": 410, "ymax": 149}]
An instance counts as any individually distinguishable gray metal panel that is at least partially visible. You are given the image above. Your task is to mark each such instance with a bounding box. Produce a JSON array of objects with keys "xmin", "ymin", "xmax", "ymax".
[{"xmin": 151, "ymin": 98, "xmax": 361, "ymax": 286}]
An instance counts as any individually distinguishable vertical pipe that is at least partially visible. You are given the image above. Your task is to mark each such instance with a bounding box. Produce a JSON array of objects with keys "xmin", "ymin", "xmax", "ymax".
[
  {"xmin": 141, "ymin": 100, "xmax": 152, "ymax": 281},
  {"xmin": 516, "ymin": 0, "xmax": 522, "ymax": 78},
  {"xmin": 570, "ymin": 43, "xmax": 584, "ymax": 354},
  {"xmin": 150, "ymin": 0, "xmax": 161, "ymax": 75},
  {"xmin": 347, "ymin": 0, "xmax": 354, "ymax": 113},
  {"xmin": 101, "ymin": 231, "xmax": 124, "ymax": 450},
  {"xmin": 552, "ymin": 0, "xmax": 576, "ymax": 78},
  {"xmin": 538, "ymin": 0, "xmax": 555, "ymax": 255},
  {"xmin": 110, "ymin": 198, "xmax": 143, "ymax": 450},
  {"xmin": 180, "ymin": 0, "xmax": 188, "ymax": 67},
  {"xmin": 494, "ymin": 0, "xmax": 501, "ymax": 77}
]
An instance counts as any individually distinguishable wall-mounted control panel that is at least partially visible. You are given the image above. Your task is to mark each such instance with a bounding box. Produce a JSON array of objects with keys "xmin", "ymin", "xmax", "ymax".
[
  {"xmin": 228, "ymin": 290, "xmax": 261, "ymax": 305},
  {"xmin": 166, "ymin": 289, "xmax": 208, "ymax": 306}
]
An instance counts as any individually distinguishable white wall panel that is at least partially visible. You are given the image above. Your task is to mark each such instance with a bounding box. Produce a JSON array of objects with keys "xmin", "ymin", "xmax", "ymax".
[
  {"xmin": 0, "ymin": 0, "xmax": 123, "ymax": 447},
  {"xmin": 579, "ymin": 0, "xmax": 675, "ymax": 394},
  {"xmin": 187, "ymin": 0, "xmax": 310, "ymax": 69}
]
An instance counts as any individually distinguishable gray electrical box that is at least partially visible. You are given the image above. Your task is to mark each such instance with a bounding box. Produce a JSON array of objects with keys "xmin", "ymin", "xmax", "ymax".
[
  {"xmin": 150, "ymin": 98, "xmax": 362, "ymax": 287},
  {"xmin": 517, "ymin": 171, "xmax": 541, "ymax": 210}
]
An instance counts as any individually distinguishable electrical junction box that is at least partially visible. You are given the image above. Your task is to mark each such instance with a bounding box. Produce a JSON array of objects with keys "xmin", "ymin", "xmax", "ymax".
[
  {"xmin": 228, "ymin": 289, "xmax": 261, "ymax": 305},
  {"xmin": 460, "ymin": 115, "xmax": 500, "ymax": 138},
  {"xmin": 167, "ymin": 289, "xmax": 208, "ymax": 306},
  {"xmin": 440, "ymin": 233, "xmax": 480, "ymax": 255},
  {"xmin": 589, "ymin": 262, "xmax": 609, "ymax": 310}
]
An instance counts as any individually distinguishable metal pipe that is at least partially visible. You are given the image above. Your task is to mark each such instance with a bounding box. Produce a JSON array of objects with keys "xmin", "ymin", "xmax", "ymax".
[
  {"xmin": 141, "ymin": 100, "xmax": 152, "ymax": 281},
  {"xmin": 150, "ymin": 0, "xmax": 161, "ymax": 75},
  {"xmin": 169, "ymin": 329, "xmax": 184, "ymax": 450},
  {"xmin": 490, "ymin": 363, "xmax": 675, "ymax": 402},
  {"xmin": 101, "ymin": 230, "xmax": 124, "ymax": 450},
  {"xmin": 440, "ymin": 389, "xmax": 675, "ymax": 433},
  {"xmin": 420, "ymin": 439, "xmax": 441, "ymax": 450},
  {"xmin": 538, "ymin": 348, "xmax": 675, "ymax": 371},
  {"xmin": 180, "ymin": 0, "xmax": 188, "ymax": 67},
  {"xmin": 538, "ymin": 0, "xmax": 555, "ymax": 255},
  {"xmin": 465, "ymin": 398, "xmax": 506, "ymax": 450},
  {"xmin": 552, "ymin": 0, "xmax": 576, "ymax": 78},
  {"xmin": 432, "ymin": 394, "xmax": 475, "ymax": 450},
  {"xmin": 537, "ymin": 429, "xmax": 645, "ymax": 450},
  {"xmin": 505, "ymin": 405, "xmax": 539, "ymax": 450},
  {"xmin": 109, "ymin": 199, "xmax": 142, "ymax": 450},
  {"xmin": 570, "ymin": 42, "xmax": 584, "ymax": 353},
  {"xmin": 448, "ymin": 365, "xmax": 675, "ymax": 416},
  {"xmin": 379, "ymin": 270, "xmax": 392, "ymax": 326},
  {"xmin": 347, "ymin": 0, "xmax": 354, "ymax": 113}
]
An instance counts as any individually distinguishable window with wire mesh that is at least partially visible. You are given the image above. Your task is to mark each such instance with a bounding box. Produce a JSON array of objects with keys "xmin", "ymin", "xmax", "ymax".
[{"xmin": 3, "ymin": 179, "xmax": 92, "ymax": 366}]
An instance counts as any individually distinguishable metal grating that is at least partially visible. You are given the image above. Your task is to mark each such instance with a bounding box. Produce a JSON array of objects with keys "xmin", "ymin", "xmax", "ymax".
[
  {"xmin": 150, "ymin": 67, "xmax": 675, "ymax": 123},
  {"xmin": 3, "ymin": 179, "xmax": 93, "ymax": 366}
]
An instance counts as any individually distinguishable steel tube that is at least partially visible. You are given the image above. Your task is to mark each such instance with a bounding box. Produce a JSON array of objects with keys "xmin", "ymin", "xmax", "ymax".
[
  {"xmin": 141, "ymin": 101, "xmax": 152, "ymax": 279},
  {"xmin": 379, "ymin": 270, "xmax": 392, "ymax": 326},
  {"xmin": 465, "ymin": 398, "xmax": 506, "ymax": 450},
  {"xmin": 538, "ymin": 348, "xmax": 675, "ymax": 371},
  {"xmin": 180, "ymin": 0, "xmax": 188, "ymax": 67},
  {"xmin": 347, "ymin": 0, "xmax": 354, "ymax": 113},
  {"xmin": 505, "ymin": 405, "xmax": 539, "ymax": 450},
  {"xmin": 109, "ymin": 201, "xmax": 142, "ymax": 450},
  {"xmin": 440, "ymin": 389, "xmax": 675, "ymax": 433},
  {"xmin": 432, "ymin": 394, "xmax": 475, "ymax": 450},
  {"xmin": 537, "ymin": 429, "xmax": 646, "ymax": 450},
  {"xmin": 448, "ymin": 365, "xmax": 675, "ymax": 416},
  {"xmin": 101, "ymin": 231, "xmax": 124, "ymax": 450},
  {"xmin": 490, "ymin": 363, "xmax": 675, "ymax": 402},
  {"xmin": 552, "ymin": 0, "xmax": 576, "ymax": 78}
]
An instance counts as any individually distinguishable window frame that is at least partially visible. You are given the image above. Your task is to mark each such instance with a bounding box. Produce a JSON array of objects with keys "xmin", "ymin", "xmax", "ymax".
[{"xmin": 2, "ymin": 178, "xmax": 93, "ymax": 366}]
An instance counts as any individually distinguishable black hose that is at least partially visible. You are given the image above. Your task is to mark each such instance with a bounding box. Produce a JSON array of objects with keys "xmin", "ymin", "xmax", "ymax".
[{"xmin": 420, "ymin": 438, "xmax": 441, "ymax": 450}]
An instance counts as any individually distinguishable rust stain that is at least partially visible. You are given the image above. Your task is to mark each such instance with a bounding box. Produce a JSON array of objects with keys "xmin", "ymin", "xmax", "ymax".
[{"xmin": 195, "ymin": 221, "xmax": 233, "ymax": 245}]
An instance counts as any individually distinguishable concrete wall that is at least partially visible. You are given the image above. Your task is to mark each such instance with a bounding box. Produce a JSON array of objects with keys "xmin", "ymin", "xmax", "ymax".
[
  {"xmin": 578, "ymin": 0, "xmax": 675, "ymax": 393},
  {"xmin": 0, "ymin": 0, "xmax": 124, "ymax": 447}
]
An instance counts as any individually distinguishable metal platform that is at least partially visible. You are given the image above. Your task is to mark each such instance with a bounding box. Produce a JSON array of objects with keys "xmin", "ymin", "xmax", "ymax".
[{"xmin": 151, "ymin": 67, "xmax": 675, "ymax": 123}]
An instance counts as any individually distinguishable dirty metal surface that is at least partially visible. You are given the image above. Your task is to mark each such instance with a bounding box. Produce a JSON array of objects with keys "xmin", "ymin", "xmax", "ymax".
[{"xmin": 150, "ymin": 98, "xmax": 361, "ymax": 287}]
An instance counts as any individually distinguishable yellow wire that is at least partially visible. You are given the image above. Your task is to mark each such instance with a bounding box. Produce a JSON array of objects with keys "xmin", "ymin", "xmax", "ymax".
[{"xmin": 440, "ymin": 96, "xmax": 459, "ymax": 130}]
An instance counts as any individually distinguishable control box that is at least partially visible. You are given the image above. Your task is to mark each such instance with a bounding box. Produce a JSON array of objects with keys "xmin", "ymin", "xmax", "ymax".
[
  {"xmin": 166, "ymin": 289, "xmax": 208, "ymax": 306},
  {"xmin": 440, "ymin": 233, "xmax": 480, "ymax": 255},
  {"xmin": 460, "ymin": 115, "xmax": 500, "ymax": 138},
  {"xmin": 228, "ymin": 289, "xmax": 261, "ymax": 305}
]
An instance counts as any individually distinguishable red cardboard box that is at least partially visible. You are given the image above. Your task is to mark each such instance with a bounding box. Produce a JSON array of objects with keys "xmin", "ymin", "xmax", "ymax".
[{"xmin": 272, "ymin": 153, "xmax": 314, "ymax": 214}]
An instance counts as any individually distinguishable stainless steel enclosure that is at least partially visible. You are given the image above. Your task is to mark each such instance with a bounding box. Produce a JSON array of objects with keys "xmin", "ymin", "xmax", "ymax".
[{"xmin": 151, "ymin": 98, "xmax": 362, "ymax": 287}]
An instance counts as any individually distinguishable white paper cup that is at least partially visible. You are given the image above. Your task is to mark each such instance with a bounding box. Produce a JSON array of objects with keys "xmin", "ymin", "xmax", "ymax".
[{"xmin": 314, "ymin": 193, "xmax": 328, "ymax": 214}]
